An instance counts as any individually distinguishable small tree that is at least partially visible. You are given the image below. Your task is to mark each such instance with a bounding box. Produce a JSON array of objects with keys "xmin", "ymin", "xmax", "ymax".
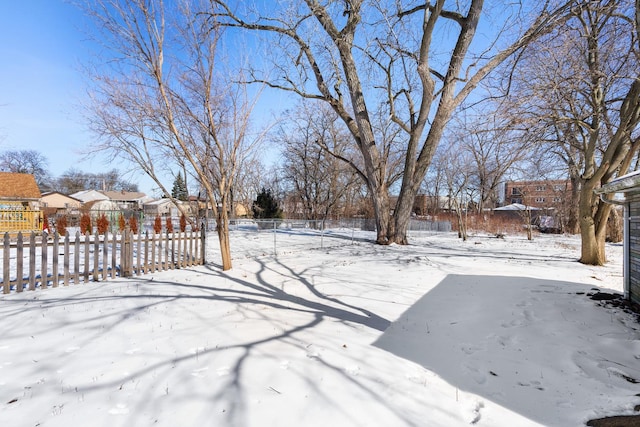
[
  {"xmin": 128, "ymin": 215, "xmax": 139, "ymax": 234},
  {"xmin": 118, "ymin": 213, "xmax": 126, "ymax": 232},
  {"xmin": 171, "ymin": 173, "xmax": 189, "ymax": 201},
  {"xmin": 56, "ymin": 215, "xmax": 68, "ymax": 236},
  {"xmin": 97, "ymin": 213, "xmax": 109, "ymax": 235},
  {"xmin": 179, "ymin": 214, "xmax": 187, "ymax": 232},
  {"xmin": 80, "ymin": 213, "xmax": 92, "ymax": 235},
  {"xmin": 153, "ymin": 215, "xmax": 162, "ymax": 234},
  {"xmin": 166, "ymin": 216, "xmax": 174, "ymax": 234},
  {"xmin": 252, "ymin": 188, "xmax": 283, "ymax": 219}
]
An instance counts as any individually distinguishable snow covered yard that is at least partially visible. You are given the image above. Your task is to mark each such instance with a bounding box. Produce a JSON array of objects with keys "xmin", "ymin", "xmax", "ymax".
[{"xmin": 0, "ymin": 230, "xmax": 638, "ymax": 426}]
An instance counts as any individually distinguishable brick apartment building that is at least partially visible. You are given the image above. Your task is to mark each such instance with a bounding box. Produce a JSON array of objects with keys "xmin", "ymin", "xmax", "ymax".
[{"xmin": 503, "ymin": 179, "xmax": 572, "ymax": 209}]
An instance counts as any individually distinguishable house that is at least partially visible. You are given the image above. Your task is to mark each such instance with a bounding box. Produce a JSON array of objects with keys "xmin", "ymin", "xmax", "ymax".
[
  {"xmin": 40, "ymin": 192, "xmax": 82, "ymax": 217},
  {"xmin": 0, "ymin": 172, "xmax": 43, "ymax": 233},
  {"xmin": 595, "ymin": 171, "xmax": 640, "ymax": 306},
  {"xmin": 143, "ymin": 199, "xmax": 180, "ymax": 217},
  {"xmin": 101, "ymin": 190, "xmax": 153, "ymax": 211},
  {"xmin": 493, "ymin": 203, "xmax": 541, "ymax": 223}
]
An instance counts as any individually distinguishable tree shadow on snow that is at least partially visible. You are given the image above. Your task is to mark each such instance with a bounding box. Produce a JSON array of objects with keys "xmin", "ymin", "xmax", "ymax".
[{"xmin": 0, "ymin": 255, "xmax": 413, "ymax": 426}]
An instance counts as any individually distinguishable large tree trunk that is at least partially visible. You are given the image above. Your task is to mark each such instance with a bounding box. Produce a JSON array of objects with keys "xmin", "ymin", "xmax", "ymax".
[
  {"xmin": 566, "ymin": 175, "xmax": 581, "ymax": 234},
  {"xmin": 370, "ymin": 184, "xmax": 391, "ymax": 244},
  {"xmin": 391, "ymin": 178, "xmax": 422, "ymax": 244},
  {"xmin": 578, "ymin": 183, "xmax": 611, "ymax": 265}
]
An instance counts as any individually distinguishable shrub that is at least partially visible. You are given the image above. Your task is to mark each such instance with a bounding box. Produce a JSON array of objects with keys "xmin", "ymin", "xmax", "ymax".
[
  {"xmin": 180, "ymin": 213, "xmax": 187, "ymax": 232},
  {"xmin": 80, "ymin": 213, "xmax": 92, "ymax": 235},
  {"xmin": 153, "ymin": 215, "xmax": 162, "ymax": 234},
  {"xmin": 118, "ymin": 213, "xmax": 126, "ymax": 232},
  {"xmin": 166, "ymin": 216, "xmax": 174, "ymax": 234},
  {"xmin": 97, "ymin": 214, "xmax": 109, "ymax": 235},
  {"xmin": 252, "ymin": 188, "xmax": 283, "ymax": 219},
  {"xmin": 128, "ymin": 215, "xmax": 139, "ymax": 234},
  {"xmin": 56, "ymin": 215, "xmax": 68, "ymax": 236},
  {"xmin": 42, "ymin": 212, "xmax": 50, "ymax": 233}
]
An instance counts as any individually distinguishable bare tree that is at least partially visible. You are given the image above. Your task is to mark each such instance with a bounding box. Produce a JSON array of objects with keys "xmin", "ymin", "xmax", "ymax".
[
  {"xmin": 84, "ymin": 0, "xmax": 264, "ymax": 270},
  {"xmin": 447, "ymin": 112, "xmax": 532, "ymax": 213},
  {"xmin": 440, "ymin": 142, "xmax": 476, "ymax": 240},
  {"xmin": 207, "ymin": 0, "xmax": 574, "ymax": 244},
  {"xmin": 278, "ymin": 101, "xmax": 362, "ymax": 222},
  {"xmin": 55, "ymin": 168, "xmax": 138, "ymax": 193},
  {"xmin": 0, "ymin": 149, "xmax": 51, "ymax": 189},
  {"xmin": 503, "ymin": 0, "xmax": 640, "ymax": 265}
]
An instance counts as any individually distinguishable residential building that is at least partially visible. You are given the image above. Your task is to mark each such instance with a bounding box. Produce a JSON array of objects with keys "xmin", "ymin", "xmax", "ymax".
[
  {"xmin": 0, "ymin": 172, "xmax": 42, "ymax": 233},
  {"xmin": 100, "ymin": 190, "xmax": 153, "ymax": 211},
  {"xmin": 40, "ymin": 192, "xmax": 82, "ymax": 217},
  {"xmin": 503, "ymin": 180, "xmax": 572, "ymax": 209}
]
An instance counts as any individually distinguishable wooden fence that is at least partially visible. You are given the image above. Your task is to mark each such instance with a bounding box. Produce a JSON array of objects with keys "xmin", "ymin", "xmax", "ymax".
[{"xmin": 1, "ymin": 229, "xmax": 206, "ymax": 294}]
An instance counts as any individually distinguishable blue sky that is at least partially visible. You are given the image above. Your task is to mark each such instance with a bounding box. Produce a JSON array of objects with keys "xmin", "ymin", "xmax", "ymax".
[
  {"xmin": 0, "ymin": 0, "xmax": 156, "ymax": 192},
  {"xmin": 0, "ymin": 1, "xmax": 286, "ymax": 196}
]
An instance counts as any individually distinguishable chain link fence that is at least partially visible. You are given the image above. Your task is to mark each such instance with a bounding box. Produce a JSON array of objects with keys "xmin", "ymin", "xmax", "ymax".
[{"xmin": 215, "ymin": 218, "xmax": 451, "ymax": 258}]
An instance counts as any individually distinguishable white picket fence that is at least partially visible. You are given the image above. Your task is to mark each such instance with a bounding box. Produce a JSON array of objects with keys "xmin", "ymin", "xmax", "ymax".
[{"xmin": 1, "ymin": 229, "xmax": 206, "ymax": 294}]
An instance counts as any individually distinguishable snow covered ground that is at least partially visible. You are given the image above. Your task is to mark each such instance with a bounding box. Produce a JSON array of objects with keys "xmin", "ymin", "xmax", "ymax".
[{"xmin": 0, "ymin": 228, "xmax": 638, "ymax": 427}]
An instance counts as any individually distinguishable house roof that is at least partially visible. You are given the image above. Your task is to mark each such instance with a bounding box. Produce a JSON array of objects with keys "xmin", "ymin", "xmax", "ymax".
[
  {"xmin": 595, "ymin": 170, "xmax": 640, "ymax": 195},
  {"xmin": 70, "ymin": 189, "xmax": 109, "ymax": 203},
  {"xmin": 494, "ymin": 203, "xmax": 540, "ymax": 211},
  {"xmin": 41, "ymin": 192, "xmax": 83, "ymax": 203},
  {"xmin": 0, "ymin": 172, "xmax": 41, "ymax": 200},
  {"xmin": 144, "ymin": 199, "xmax": 177, "ymax": 207},
  {"xmin": 101, "ymin": 190, "xmax": 149, "ymax": 202}
]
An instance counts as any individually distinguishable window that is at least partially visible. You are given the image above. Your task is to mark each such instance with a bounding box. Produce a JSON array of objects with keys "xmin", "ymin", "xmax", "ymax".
[
  {"xmin": 535, "ymin": 197, "xmax": 545, "ymax": 203},
  {"xmin": 536, "ymin": 185, "xmax": 546, "ymax": 191},
  {"xmin": 511, "ymin": 187, "xmax": 522, "ymax": 196}
]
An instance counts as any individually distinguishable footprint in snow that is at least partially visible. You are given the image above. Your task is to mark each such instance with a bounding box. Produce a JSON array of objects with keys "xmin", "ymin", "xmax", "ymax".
[
  {"xmin": 191, "ymin": 367, "xmax": 209, "ymax": 378},
  {"xmin": 345, "ymin": 365, "xmax": 360, "ymax": 376},
  {"xmin": 108, "ymin": 403, "xmax": 129, "ymax": 415}
]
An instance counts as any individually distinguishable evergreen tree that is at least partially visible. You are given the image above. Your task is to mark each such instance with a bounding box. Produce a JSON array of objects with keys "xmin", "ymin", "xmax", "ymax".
[
  {"xmin": 171, "ymin": 173, "xmax": 188, "ymax": 201},
  {"xmin": 252, "ymin": 188, "xmax": 283, "ymax": 219}
]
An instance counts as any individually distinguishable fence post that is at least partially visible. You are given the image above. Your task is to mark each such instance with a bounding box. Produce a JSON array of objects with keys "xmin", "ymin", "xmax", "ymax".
[
  {"xmin": 16, "ymin": 232, "xmax": 24, "ymax": 292},
  {"xmin": 151, "ymin": 232, "xmax": 157, "ymax": 273},
  {"xmin": 64, "ymin": 232, "xmax": 70, "ymax": 286},
  {"xmin": 102, "ymin": 231, "xmax": 109, "ymax": 280},
  {"xmin": 73, "ymin": 231, "xmax": 80, "ymax": 285},
  {"xmin": 200, "ymin": 228, "xmax": 206, "ymax": 265},
  {"xmin": 29, "ymin": 232, "xmax": 36, "ymax": 291},
  {"xmin": 136, "ymin": 231, "xmax": 142, "ymax": 276},
  {"xmin": 122, "ymin": 230, "xmax": 132, "ymax": 277},
  {"xmin": 83, "ymin": 232, "xmax": 90, "ymax": 283},
  {"xmin": 175, "ymin": 231, "xmax": 181, "ymax": 269},
  {"xmin": 3, "ymin": 233, "xmax": 9, "ymax": 294},
  {"xmin": 144, "ymin": 231, "xmax": 149, "ymax": 274},
  {"xmin": 93, "ymin": 231, "xmax": 99, "ymax": 282},
  {"xmin": 41, "ymin": 231, "xmax": 48, "ymax": 288},
  {"xmin": 111, "ymin": 232, "xmax": 117, "ymax": 279},
  {"xmin": 52, "ymin": 232, "xmax": 59, "ymax": 287}
]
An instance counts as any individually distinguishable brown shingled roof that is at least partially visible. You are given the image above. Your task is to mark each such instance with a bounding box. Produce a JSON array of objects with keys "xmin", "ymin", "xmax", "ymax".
[{"xmin": 0, "ymin": 172, "xmax": 42, "ymax": 200}]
